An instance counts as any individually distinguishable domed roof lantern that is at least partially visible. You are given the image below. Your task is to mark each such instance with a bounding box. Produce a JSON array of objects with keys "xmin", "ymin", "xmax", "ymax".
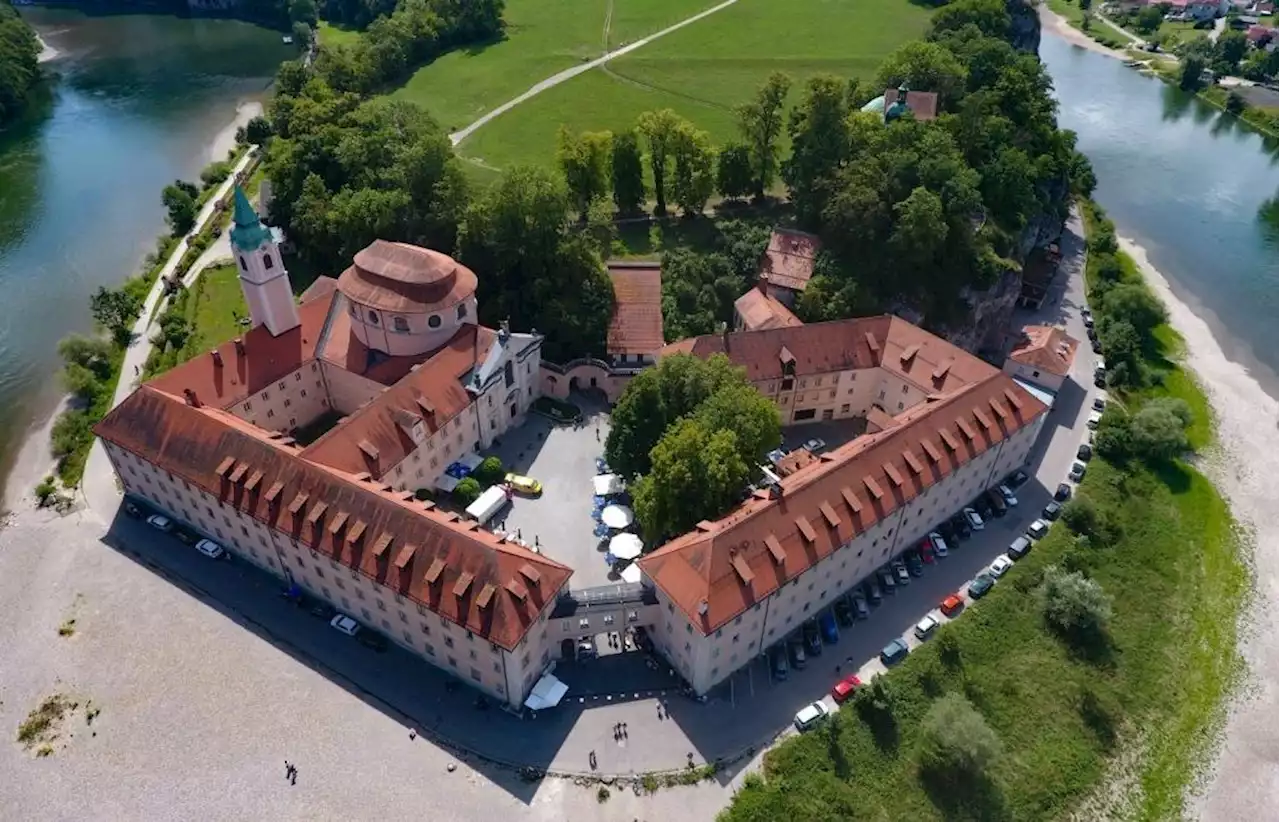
[{"xmin": 885, "ymin": 82, "xmax": 912, "ymax": 123}]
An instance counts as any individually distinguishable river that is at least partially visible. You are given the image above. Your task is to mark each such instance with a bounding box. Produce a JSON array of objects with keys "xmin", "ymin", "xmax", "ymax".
[
  {"xmin": 1040, "ymin": 33, "xmax": 1279, "ymax": 395},
  {"xmin": 0, "ymin": 8, "xmax": 291, "ymax": 492}
]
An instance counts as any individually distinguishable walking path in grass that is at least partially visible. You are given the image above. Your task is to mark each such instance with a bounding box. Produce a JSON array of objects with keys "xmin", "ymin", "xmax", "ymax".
[{"xmin": 449, "ymin": 0, "xmax": 739, "ymax": 146}]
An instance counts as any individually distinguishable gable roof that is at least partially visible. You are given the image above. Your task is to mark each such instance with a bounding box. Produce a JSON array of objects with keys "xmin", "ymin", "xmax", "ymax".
[
  {"xmin": 606, "ymin": 261, "xmax": 663, "ymax": 355},
  {"xmin": 94, "ymin": 386, "xmax": 571, "ymax": 650},
  {"xmin": 146, "ymin": 291, "xmax": 332, "ymax": 410},
  {"xmin": 659, "ymin": 315, "xmax": 993, "ymax": 394},
  {"xmin": 1007, "ymin": 325, "xmax": 1079, "ymax": 378},
  {"xmin": 300, "ymin": 324, "xmax": 488, "ymax": 478},
  {"xmin": 759, "ymin": 229, "xmax": 821, "ymax": 292},
  {"xmin": 734, "ymin": 286, "xmax": 803, "ymax": 331},
  {"xmin": 637, "ymin": 372, "xmax": 1047, "ymax": 634}
]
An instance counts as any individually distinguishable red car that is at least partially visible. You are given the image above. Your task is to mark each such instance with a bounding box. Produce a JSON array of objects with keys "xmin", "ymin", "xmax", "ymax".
[
  {"xmin": 830, "ymin": 673, "xmax": 863, "ymax": 703},
  {"xmin": 919, "ymin": 540, "xmax": 935, "ymax": 564},
  {"xmin": 940, "ymin": 594, "xmax": 964, "ymax": 617}
]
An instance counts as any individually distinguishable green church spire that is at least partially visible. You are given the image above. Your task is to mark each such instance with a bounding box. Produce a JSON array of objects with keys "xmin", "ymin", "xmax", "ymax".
[{"xmin": 230, "ymin": 186, "xmax": 271, "ymax": 253}]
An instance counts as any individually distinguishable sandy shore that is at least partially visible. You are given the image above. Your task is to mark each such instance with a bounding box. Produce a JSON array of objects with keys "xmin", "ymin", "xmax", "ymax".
[
  {"xmin": 208, "ymin": 100, "xmax": 264, "ymax": 162},
  {"xmin": 1118, "ymin": 238, "xmax": 1279, "ymax": 820},
  {"xmin": 3, "ymin": 395, "xmax": 70, "ymax": 515},
  {"xmin": 1037, "ymin": 4, "xmax": 1130, "ymax": 60}
]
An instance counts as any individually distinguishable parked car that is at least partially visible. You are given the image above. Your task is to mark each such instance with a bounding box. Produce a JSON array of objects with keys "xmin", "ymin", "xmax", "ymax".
[
  {"xmin": 1027, "ymin": 519, "xmax": 1050, "ymax": 540},
  {"xmin": 963, "ymin": 507, "xmax": 985, "ymax": 531},
  {"xmin": 194, "ymin": 538, "xmax": 225, "ymax": 559},
  {"xmin": 928, "ymin": 531, "xmax": 950, "ymax": 557},
  {"xmin": 951, "ymin": 513, "xmax": 973, "ymax": 539},
  {"xmin": 1069, "ymin": 460, "xmax": 1087, "ymax": 482},
  {"xmin": 1091, "ymin": 337, "xmax": 1103, "ymax": 354},
  {"xmin": 1042, "ymin": 501, "xmax": 1062, "ymax": 520},
  {"xmin": 989, "ymin": 555, "xmax": 1014, "ymax": 578},
  {"xmin": 1092, "ymin": 396, "xmax": 1106, "ymax": 412},
  {"xmin": 893, "ymin": 560, "xmax": 910, "ymax": 585},
  {"xmin": 968, "ymin": 573, "xmax": 996, "ymax": 599},
  {"xmin": 997, "ymin": 484, "xmax": 1019, "ymax": 507},
  {"xmin": 986, "ymin": 490, "xmax": 1007, "ymax": 517},
  {"xmin": 831, "ymin": 673, "xmax": 863, "ymax": 704},
  {"xmin": 906, "ymin": 552, "xmax": 924, "ymax": 577},
  {"xmin": 359, "ymin": 630, "xmax": 389, "ymax": 652},
  {"xmin": 936, "ymin": 521, "xmax": 958, "ymax": 544},
  {"xmin": 1077, "ymin": 443, "xmax": 1093, "ymax": 462},
  {"xmin": 793, "ymin": 701, "xmax": 830, "ymax": 732},
  {"xmin": 863, "ymin": 581, "xmax": 882, "ymax": 606},
  {"xmin": 852, "ymin": 592, "xmax": 870, "ymax": 619},
  {"xmin": 918, "ymin": 540, "xmax": 935, "ymax": 565},
  {"xmin": 1082, "ymin": 308, "xmax": 1093, "ymax": 327},
  {"xmin": 788, "ymin": 638, "xmax": 808, "ymax": 669},
  {"xmin": 146, "ymin": 514, "xmax": 173, "ymax": 532},
  {"xmin": 123, "ymin": 500, "xmax": 144, "ymax": 519},
  {"xmin": 770, "ymin": 645, "xmax": 789, "ymax": 680},
  {"xmin": 1086, "ymin": 411, "xmax": 1102, "ymax": 429},
  {"xmin": 504, "ymin": 473, "xmax": 543, "ymax": 495},
  {"xmin": 1086, "ymin": 325, "xmax": 1098, "ymax": 342},
  {"xmin": 1005, "ymin": 469, "xmax": 1029, "ymax": 489},
  {"xmin": 833, "ymin": 597, "xmax": 855, "ymax": 628},
  {"xmin": 974, "ymin": 495, "xmax": 995, "ymax": 519},
  {"xmin": 1055, "ymin": 483, "xmax": 1073, "ymax": 501},
  {"xmin": 803, "ymin": 438, "xmax": 827, "ymax": 453},
  {"xmin": 309, "ymin": 601, "xmax": 336, "ymax": 620},
  {"xmin": 878, "ymin": 567, "xmax": 897, "ymax": 591},
  {"xmin": 940, "ymin": 594, "xmax": 965, "ymax": 617},
  {"xmin": 1007, "ymin": 536, "xmax": 1032, "ymax": 560},
  {"xmin": 172, "ymin": 528, "xmax": 196, "ymax": 546},
  {"xmin": 880, "ymin": 638, "xmax": 910, "ymax": 666},
  {"xmin": 330, "ymin": 613, "xmax": 361, "ymax": 637},
  {"xmin": 577, "ymin": 639, "xmax": 598, "ymax": 659},
  {"xmin": 914, "ymin": 615, "xmax": 940, "ymax": 640},
  {"xmin": 802, "ymin": 618, "xmax": 824, "ymax": 654}
]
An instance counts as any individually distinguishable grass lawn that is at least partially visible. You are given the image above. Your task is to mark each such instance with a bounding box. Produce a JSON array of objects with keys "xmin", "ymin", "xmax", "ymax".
[
  {"xmin": 390, "ymin": 0, "xmax": 721, "ymax": 133},
  {"xmin": 317, "ymin": 20, "xmax": 362, "ymax": 48},
  {"xmin": 457, "ymin": 0, "xmax": 930, "ymax": 171},
  {"xmin": 144, "ymin": 263, "xmax": 249, "ymax": 378}
]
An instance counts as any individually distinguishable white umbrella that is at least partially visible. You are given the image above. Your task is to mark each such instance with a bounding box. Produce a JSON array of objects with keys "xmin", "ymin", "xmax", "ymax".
[
  {"xmin": 592, "ymin": 473, "xmax": 625, "ymax": 496},
  {"xmin": 601, "ymin": 504, "xmax": 634, "ymax": 529},
  {"xmin": 620, "ymin": 564, "xmax": 643, "ymax": 584},
  {"xmin": 609, "ymin": 533, "xmax": 644, "ymax": 560},
  {"xmin": 523, "ymin": 673, "xmax": 568, "ymax": 711}
]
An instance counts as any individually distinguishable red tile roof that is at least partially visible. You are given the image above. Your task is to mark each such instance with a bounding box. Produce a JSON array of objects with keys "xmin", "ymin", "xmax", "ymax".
[
  {"xmin": 146, "ymin": 293, "xmax": 332, "ymax": 410},
  {"xmin": 337, "ymin": 241, "xmax": 477, "ymax": 315},
  {"xmin": 1007, "ymin": 325, "xmax": 1079, "ymax": 378},
  {"xmin": 637, "ymin": 372, "xmax": 1047, "ymax": 634},
  {"xmin": 734, "ymin": 286, "xmax": 803, "ymax": 331},
  {"xmin": 659, "ymin": 316, "xmax": 993, "ymax": 394},
  {"xmin": 606, "ymin": 261, "xmax": 663, "ymax": 355},
  {"xmin": 300, "ymin": 325, "xmax": 487, "ymax": 478},
  {"xmin": 884, "ymin": 88, "xmax": 940, "ymax": 121},
  {"xmin": 759, "ymin": 229, "xmax": 821, "ymax": 292},
  {"xmin": 94, "ymin": 386, "xmax": 571, "ymax": 650}
]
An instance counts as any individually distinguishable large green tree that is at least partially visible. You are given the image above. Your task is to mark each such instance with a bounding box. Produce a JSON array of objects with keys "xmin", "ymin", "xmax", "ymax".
[
  {"xmin": 670, "ymin": 124, "xmax": 716, "ymax": 217},
  {"xmin": 610, "ymin": 129, "xmax": 646, "ymax": 215},
  {"xmin": 637, "ymin": 108, "xmax": 684, "ymax": 215},
  {"xmin": 736, "ymin": 71, "xmax": 792, "ymax": 201},
  {"xmin": 632, "ymin": 418, "xmax": 750, "ymax": 543},
  {"xmin": 715, "ymin": 141, "xmax": 754, "ymax": 201},
  {"xmin": 0, "ymin": 2, "xmax": 41, "ymax": 127},
  {"xmin": 557, "ymin": 127, "xmax": 612, "ymax": 222},
  {"xmin": 783, "ymin": 74, "xmax": 850, "ymax": 226}
]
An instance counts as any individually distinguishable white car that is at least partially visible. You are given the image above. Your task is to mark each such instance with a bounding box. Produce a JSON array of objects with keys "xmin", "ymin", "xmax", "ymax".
[
  {"xmin": 146, "ymin": 514, "xmax": 172, "ymax": 532},
  {"xmin": 1027, "ymin": 519, "xmax": 1050, "ymax": 540},
  {"xmin": 803, "ymin": 438, "xmax": 827, "ymax": 453},
  {"xmin": 1086, "ymin": 411, "xmax": 1103, "ymax": 429},
  {"xmin": 989, "ymin": 555, "xmax": 1014, "ymax": 578},
  {"xmin": 793, "ymin": 701, "xmax": 830, "ymax": 732},
  {"xmin": 963, "ymin": 507, "xmax": 985, "ymax": 531},
  {"xmin": 997, "ymin": 484, "xmax": 1018, "ymax": 507},
  {"xmin": 928, "ymin": 531, "xmax": 949, "ymax": 557},
  {"xmin": 194, "ymin": 538, "xmax": 225, "ymax": 559},
  {"xmin": 914, "ymin": 614, "xmax": 940, "ymax": 640},
  {"xmin": 1069, "ymin": 460, "xmax": 1087, "ymax": 482},
  {"xmin": 330, "ymin": 614, "xmax": 361, "ymax": 637}
]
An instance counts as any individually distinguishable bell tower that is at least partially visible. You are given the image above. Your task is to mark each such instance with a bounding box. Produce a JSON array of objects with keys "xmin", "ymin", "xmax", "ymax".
[{"xmin": 230, "ymin": 187, "xmax": 299, "ymax": 337}]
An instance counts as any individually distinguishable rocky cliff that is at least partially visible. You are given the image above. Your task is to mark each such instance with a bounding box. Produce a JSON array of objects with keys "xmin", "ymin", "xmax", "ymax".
[{"xmin": 1008, "ymin": 0, "xmax": 1041, "ymax": 54}]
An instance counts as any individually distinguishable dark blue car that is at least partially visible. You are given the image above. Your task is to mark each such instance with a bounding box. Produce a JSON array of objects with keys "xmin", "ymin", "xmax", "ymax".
[{"xmin": 819, "ymin": 611, "xmax": 839, "ymax": 644}]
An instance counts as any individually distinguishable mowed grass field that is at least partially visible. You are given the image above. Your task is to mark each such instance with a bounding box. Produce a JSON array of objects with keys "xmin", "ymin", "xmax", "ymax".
[
  {"xmin": 390, "ymin": 0, "xmax": 721, "ymax": 133},
  {"xmin": 458, "ymin": 0, "xmax": 931, "ymax": 173}
]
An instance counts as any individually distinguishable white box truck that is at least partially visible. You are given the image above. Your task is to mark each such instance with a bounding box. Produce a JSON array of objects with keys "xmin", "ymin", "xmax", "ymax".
[{"xmin": 465, "ymin": 485, "xmax": 510, "ymax": 525}]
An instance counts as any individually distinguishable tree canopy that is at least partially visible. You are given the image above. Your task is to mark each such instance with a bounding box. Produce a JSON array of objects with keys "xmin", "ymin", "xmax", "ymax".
[{"xmin": 0, "ymin": 1, "xmax": 41, "ymax": 127}]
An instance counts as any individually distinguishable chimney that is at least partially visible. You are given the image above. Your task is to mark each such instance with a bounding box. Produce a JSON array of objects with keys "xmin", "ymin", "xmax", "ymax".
[
  {"xmin": 234, "ymin": 337, "xmax": 245, "ymax": 356},
  {"xmin": 182, "ymin": 389, "xmax": 201, "ymax": 408},
  {"xmin": 499, "ymin": 318, "xmax": 510, "ymax": 341},
  {"xmin": 210, "ymin": 349, "xmax": 222, "ymax": 367}
]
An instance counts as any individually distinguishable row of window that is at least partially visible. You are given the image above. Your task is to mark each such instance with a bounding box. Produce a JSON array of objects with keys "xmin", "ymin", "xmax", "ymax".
[{"xmin": 349, "ymin": 301, "xmax": 468, "ymax": 331}]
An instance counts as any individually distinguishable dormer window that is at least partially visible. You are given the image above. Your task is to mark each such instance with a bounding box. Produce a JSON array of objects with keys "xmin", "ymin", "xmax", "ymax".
[
  {"xmin": 457, "ymin": 303, "xmax": 468, "ymax": 319},
  {"xmin": 393, "ymin": 316, "xmax": 410, "ymax": 333},
  {"xmin": 783, "ymin": 360, "xmax": 796, "ymax": 376},
  {"xmin": 368, "ymin": 310, "xmax": 380, "ymax": 325}
]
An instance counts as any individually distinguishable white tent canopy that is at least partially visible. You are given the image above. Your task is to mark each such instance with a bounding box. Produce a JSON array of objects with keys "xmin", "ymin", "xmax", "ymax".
[
  {"xmin": 620, "ymin": 564, "xmax": 643, "ymax": 584},
  {"xmin": 523, "ymin": 673, "xmax": 569, "ymax": 711},
  {"xmin": 609, "ymin": 533, "xmax": 644, "ymax": 560},
  {"xmin": 601, "ymin": 504, "xmax": 634, "ymax": 529},
  {"xmin": 593, "ymin": 473, "xmax": 626, "ymax": 496}
]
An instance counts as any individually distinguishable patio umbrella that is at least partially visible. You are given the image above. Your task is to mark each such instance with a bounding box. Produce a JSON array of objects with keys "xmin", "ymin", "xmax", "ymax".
[
  {"xmin": 620, "ymin": 564, "xmax": 643, "ymax": 584},
  {"xmin": 609, "ymin": 533, "xmax": 643, "ymax": 560},
  {"xmin": 601, "ymin": 504, "xmax": 634, "ymax": 529},
  {"xmin": 593, "ymin": 473, "xmax": 625, "ymax": 496}
]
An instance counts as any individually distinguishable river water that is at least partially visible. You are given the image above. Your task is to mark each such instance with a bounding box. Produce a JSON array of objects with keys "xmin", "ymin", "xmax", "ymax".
[
  {"xmin": 1040, "ymin": 33, "xmax": 1279, "ymax": 395},
  {"xmin": 0, "ymin": 8, "xmax": 290, "ymax": 489}
]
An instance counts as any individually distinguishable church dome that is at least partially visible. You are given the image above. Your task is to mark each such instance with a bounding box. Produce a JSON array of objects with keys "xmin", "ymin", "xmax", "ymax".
[{"xmin": 337, "ymin": 241, "xmax": 477, "ymax": 314}]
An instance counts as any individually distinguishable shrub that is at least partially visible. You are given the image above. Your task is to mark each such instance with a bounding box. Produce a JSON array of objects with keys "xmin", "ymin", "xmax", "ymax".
[
  {"xmin": 1225, "ymin": 91, "xmax": 1246, "ymax": 116},
  {"xmin": 452, "ymin": 477, "xmax": 482, "ymax": 506},
  {"xmin": 35, "ymin": 476, "xmax": 57, "ymax": 507},
  {"xmin": 1129, "ymin": 398, "xmax": 1192, "ymax": 460},
  {"xmin": 1061, "ymin": 496, "xmax": 1100, "ymax": 536},
  {"xmin": 413, "ymin": 487, "xmax": 433, "ymax": 501},
  {"xmin": 472, "ymin": 456, "xmax": 505, "ymax": 487},
  {"xmin": 1040, "ymin": 565, "xmax": 1113, "ymax": 639},
  {"xmin": 1093, "ymin": 406, "xmax": 1133, "ymax": 461},
  {"xmin": 914, "ymin": 693, "xmax": 1001, "ymax": 784},
  {"xmin": 200, "ymin": 161, "xmax": 232, "ymax": 188}
]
